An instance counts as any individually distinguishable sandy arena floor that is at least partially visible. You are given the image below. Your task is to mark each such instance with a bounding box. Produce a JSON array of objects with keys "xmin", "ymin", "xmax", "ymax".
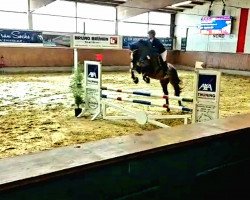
[{"xmin": 0, "ymin": 71, "xmax": 249, "ymax": 158}]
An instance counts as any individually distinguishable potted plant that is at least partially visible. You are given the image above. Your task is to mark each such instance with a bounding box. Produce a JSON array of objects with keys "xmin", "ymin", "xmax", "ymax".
[{"xmin": 70, "ymin": 63, "xmax": 84, "ymax": 117}]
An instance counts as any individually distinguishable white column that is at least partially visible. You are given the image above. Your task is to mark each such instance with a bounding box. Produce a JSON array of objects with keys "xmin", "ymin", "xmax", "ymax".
[
  {"xmin": 28, "ymin": 0, "xmax": 33, "ymax": 30},
  {"xmin": 74, "ymin": 48, "xmax": 78, "ymax": 70}
]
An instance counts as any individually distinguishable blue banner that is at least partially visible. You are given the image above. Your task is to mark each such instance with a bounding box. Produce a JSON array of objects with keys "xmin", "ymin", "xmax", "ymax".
[
  {"xmin": 0, "ymin": 29, "xmax": 43, "ymax": 44},
  {"xmin": 122, "ymin": 36, "xmax": 173, "ymax": 50}
]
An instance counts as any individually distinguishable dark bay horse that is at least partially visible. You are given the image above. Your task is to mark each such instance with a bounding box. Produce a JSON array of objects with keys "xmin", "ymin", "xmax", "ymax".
[{"xmin": 129, "ymin": 40, "xmax": 182, "ymax": 110}]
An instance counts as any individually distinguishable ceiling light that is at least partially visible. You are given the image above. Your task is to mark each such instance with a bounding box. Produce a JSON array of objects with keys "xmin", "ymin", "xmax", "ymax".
[{"xmin": 172, "ymin": 1, "xmax": 192, "ymax": 7}]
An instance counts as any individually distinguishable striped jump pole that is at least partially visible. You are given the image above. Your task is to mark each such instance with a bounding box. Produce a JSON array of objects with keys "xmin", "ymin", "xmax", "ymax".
[
  {"xmin": 101, "ymin": 94, "xmax": 192, "ymax": 112},
  {"xmin": 101, "ymin": 86, "xmax": 193, "ymax": 103}
]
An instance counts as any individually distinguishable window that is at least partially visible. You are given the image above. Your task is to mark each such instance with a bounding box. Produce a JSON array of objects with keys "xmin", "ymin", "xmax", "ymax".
[
  {"xmin": 0, "ymin": 12, "xmax": 28, "ymax": 29},
  {"xmin": 148, "ymin": 25, "xmax": 170, "ymax": 37},
  {"xmin": 77, "ymin": 19, "xmax": 115, "ymax": 35},
  {"xmin": 149, "ymin": 12, "xmax": 171, "ymax": 25},
  {"xmin": 33, "ymin": 0, "xmax": 76, "ymax": 17},
  {"xmin": 0, "ymin": 0, "xmax": 27, "ymax": 12},
  {"xmin": 33, "ymin": 15, "xmax": 76, "ymax": 32},
  {"xmin": 77, "ymin": 3, "xmax": 116, "ymax": 20},
  {"xmin": 118, "ymin": 22, "xmax": 148, "ymax": 36},
  {"xmin": 123, "ymin": 13, "xmax": 148, "ymax": 23}
]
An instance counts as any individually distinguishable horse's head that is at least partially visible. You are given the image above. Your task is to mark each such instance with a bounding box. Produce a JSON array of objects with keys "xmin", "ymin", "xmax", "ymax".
[{"xmin": 129, "ymin": 40, "xmax": 152, "ymax": 72}]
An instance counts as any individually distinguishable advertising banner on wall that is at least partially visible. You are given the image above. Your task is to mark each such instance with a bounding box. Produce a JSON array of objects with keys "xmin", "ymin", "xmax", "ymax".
[
  {"xmin": 71, "ymin": 34, "xmax": 122, "ymax": 49},
  {"xmin": 0, "ymin": 29, "xmax": 43, "ymax": 45},
  {"xmin": 200, "ymin": 16, "xmax": 232, "ymax": 35},
  {"xmin": 122, "ymin": 36, "xmax": 173, "ymax": 50},
  {"xmin": 43, "ymin": 33, "xmax": 71, "ymax": 47},
  {"xmin": 181, "ymin": 37, "xmax": 187, "ymax": 51}
]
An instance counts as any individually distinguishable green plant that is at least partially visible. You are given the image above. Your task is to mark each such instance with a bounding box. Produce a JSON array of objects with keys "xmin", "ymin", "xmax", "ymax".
[{"xmin": 70, "ymin": 63, "xmax": 84, "ymax": 108}]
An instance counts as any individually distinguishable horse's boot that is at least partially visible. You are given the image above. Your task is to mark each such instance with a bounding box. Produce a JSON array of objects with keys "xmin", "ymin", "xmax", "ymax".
[{"xmin": 143, "ymin": 76, "xmax": 150, "ymax": 83}]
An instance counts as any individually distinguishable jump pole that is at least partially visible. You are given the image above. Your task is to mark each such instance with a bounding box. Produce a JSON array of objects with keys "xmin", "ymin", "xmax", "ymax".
[
  {"xmin": 101, "ymin": 86, "xmax": 193, "ymax": 103},
  {"xmin": 101, "ymin": 94, "xmax": 193, "ymax": 112}
]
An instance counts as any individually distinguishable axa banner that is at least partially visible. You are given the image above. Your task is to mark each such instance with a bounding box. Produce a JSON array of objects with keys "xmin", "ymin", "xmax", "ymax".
[
  {"xmin": 0, "ymin": 29, "xmax": 43, "ymax": 44},
  {"xmin": 122, "ymin": 36, "xmax": 173, "ymax": 50},
  {"xmin": 71, "ymin": 34, "xmax": 122, "ymax": 49}
]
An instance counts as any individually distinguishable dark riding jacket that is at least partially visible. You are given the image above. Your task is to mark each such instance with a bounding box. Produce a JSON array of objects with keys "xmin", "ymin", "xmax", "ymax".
[{"xmin": 149, "ymin": 38, "xmax": 165, "ymax": 55}]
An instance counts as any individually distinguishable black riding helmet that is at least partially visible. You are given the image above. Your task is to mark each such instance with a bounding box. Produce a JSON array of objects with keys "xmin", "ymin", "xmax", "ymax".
[{"xmin": 148, "ymin": 30, "xmax": 156, "ymax": 37}]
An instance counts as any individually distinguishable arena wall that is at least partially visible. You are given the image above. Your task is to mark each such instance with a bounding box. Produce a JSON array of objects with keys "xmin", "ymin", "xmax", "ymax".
[{"xmin": 0, "ymin": 46, "xmax": 249, "ymax": 71}]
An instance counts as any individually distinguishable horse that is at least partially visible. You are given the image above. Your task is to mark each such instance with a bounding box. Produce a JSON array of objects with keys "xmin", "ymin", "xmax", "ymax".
[{"xmin": 129, "ymin": 39, "xmax": 182, "ymax": 111}]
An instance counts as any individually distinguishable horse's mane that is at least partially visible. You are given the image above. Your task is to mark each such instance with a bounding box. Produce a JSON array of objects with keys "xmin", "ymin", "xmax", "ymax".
[{"xmin": 129, "ymin": 39, "xmax": 151, "ymax": 51}]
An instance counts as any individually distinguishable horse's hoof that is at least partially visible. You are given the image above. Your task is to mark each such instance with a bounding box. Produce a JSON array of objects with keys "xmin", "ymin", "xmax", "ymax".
[
  {"xmin": 144, "ymin": 77, "xmax": 150, "ymax": 84},
  {"xmin": 133, "ymin": 77, "xmax": 139, "ymax": 84},
  {"xmin": 167, "ymin": 108, "xmax": 170, "ymax": 112}
]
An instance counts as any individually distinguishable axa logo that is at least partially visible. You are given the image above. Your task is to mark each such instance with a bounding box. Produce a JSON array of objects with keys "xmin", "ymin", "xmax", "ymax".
[
  {"xmin": 88, "ymin": 72, "xmax": 97, "ymax": 78},
  {"xmin": 199, "ymin": 83, "xmax": 213, "ymax": 91}
]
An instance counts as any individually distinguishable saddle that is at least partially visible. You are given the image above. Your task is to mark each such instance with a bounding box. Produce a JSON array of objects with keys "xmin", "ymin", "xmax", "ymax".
[{"xmin": 140, "ymin": 54, "xmax": 168, "ymax": 75}]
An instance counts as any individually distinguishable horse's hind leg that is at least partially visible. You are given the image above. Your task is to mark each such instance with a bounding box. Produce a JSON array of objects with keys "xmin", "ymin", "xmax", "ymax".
[
  {"xmin": 160, "ymin": 78, "xmax": 170, "ymax": 112},
  {"xmin": 170, "ymin": 78, "xmax": 182, "ymax": 106}
]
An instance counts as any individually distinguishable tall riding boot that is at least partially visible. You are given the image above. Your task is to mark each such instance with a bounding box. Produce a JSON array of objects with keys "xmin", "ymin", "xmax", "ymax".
[{"xmin": 158, "ymin": 55, "xmax": 168, "ymax": 78}]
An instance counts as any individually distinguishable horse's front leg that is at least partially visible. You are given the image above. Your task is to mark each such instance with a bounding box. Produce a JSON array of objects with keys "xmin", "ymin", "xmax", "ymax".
[
  {"xmin": 160, "ymin": 78, "xmax": 170, "ymax": 112},
  {"xmin": 142, "ymin": 74, "xmax": 150, "ymax": 84},
  {"xmin": 131, "ymin": 69, "xmax": 139, "ymax": 84}
]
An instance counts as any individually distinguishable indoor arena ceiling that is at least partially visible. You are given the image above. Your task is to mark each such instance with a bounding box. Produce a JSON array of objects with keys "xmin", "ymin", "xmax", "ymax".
[{"xmin": 29, "ymin": 0, "xmax": 212, "ymax": 19}]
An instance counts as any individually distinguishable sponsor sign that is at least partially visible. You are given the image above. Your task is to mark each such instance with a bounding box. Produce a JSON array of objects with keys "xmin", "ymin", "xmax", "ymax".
[
  {"xmin": 0, "ymin": 29, "xmax": 43, "ymax": 44},
  {"xmin": 83, "ymin": 61, "xmax": 102, "ymax": 116},
  {"xmin": 200, "ymin": 16, "xmax": 232, "ymax": 35},
  {"xmin": 72, "ymin": 34, "xmax": 121, "ymax": 49},
  {"xmin": 193, "ymin": 70, "xmax": 221, "ymax": 123},
  {"xmin": 181, "ymin": 37, "xmax": 187, "ymax": 51},
  {"xmin": 43, "ymin": 33, "xmax": 70, "ymax": 47}
]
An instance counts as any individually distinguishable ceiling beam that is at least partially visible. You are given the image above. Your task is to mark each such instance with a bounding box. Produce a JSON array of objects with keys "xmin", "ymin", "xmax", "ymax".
[
  {"xmin": 165, "ymin": 6, "xmax": 185, "ymax": 11},
  {"xmin": 66, "ymin": 0, "xmax": 126, "ymax": 7},
  {"xmin": 191, "ymin": 1, "xmax": 205, "ymax": 5},
  {"xmin": 30, "ymin": 0, "xmax": 56, "ymax": 11},
  {"xmin": 117, "ymin": 0, "xmax": 189, "ymax": 20},
  {"xmin": 173, "ymin": 5, "xmax": 194, "ymax": 9},
  {"xmin": 157, "ymin": 8, "xmax": 181, "ymax": 13}
]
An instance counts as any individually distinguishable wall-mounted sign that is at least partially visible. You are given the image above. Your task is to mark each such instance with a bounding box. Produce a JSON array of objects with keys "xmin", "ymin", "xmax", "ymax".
[
  {"xmin": 122, "ymin": 36, "xmax": 173, "ymax": 50},
  {"xmin": 43, "ymin": 33, "xmax": 70, "ymax": 47},
  {"xmin": 0, "ymin": 29, "xmax": 43, "ymax": 44},
  {"xmin": 181, "ymin": 37, "xmax": 187, "ymax": 51},
  {"xmin": 200, "ymin": 16, "xmax": 232, "ymax": 35},
  {"xmin": 71, "ymin": 34, "xmax": 122, "ymax": 49}
]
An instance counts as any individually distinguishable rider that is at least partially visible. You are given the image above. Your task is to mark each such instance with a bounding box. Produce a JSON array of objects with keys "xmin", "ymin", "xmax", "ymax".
[
  {"xmin": 147, "ymin": 30, "xmax": 168, "ymax": 74},
  {"xmin": 148, "ymin": 30, "xmax": 165, "ymax": 55}
]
